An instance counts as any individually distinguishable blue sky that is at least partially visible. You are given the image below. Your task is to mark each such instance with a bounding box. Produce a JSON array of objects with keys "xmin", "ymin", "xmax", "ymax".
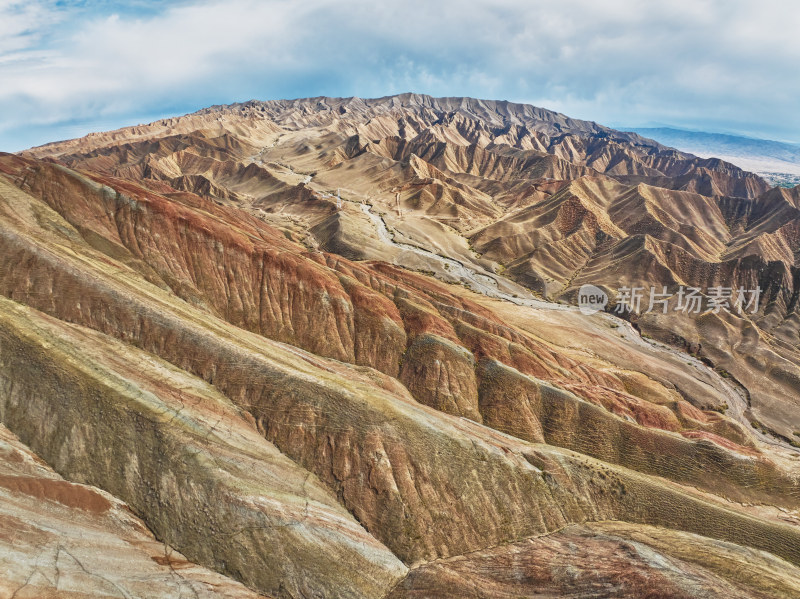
[{"xmin": 1, "ymin": 0, "xmax": 799, "ymax": 151}]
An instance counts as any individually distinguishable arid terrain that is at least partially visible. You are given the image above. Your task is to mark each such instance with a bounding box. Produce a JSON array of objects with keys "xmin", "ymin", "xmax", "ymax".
[{"xmin": 2, "ymin": 94, "xmax": 800, "ymax": 598}]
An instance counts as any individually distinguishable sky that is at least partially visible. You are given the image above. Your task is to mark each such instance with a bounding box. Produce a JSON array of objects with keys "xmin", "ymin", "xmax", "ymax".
[{"xmin": 1, "ymin": 0, "xmax": 799, "ymax": 152}]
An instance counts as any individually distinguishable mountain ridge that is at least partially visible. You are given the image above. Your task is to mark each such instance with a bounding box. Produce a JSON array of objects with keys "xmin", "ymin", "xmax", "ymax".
[{"xmin": 25, "ymin": 94, "xmax": 759, "ymax": 183}]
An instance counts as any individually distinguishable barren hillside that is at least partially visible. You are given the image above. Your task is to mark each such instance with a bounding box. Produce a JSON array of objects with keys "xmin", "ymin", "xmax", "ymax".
[{"xmin": 2, "ymin": 94, "xmax": 800, "ymax": 598}]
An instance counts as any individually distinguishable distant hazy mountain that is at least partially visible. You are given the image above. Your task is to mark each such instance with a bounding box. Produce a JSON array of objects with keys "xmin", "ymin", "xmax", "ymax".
[{"xmin": 628, "ymin": 127, "xmax": 800, "ymax": 187}]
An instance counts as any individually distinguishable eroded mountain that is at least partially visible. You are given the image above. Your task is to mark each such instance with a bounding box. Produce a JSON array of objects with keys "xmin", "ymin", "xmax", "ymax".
[{"xmin": 2, "ymin": 94, "xmax": 800, "ymax": 598}]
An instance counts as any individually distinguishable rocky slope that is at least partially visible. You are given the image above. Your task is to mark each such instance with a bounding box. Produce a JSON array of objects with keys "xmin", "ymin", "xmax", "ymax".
[
  {"xmin": 0, "ymin": 423, "xmax": 265, "ymax": 599},
  {"xmin": 2, "ymin": 94, "xmax": 800, "ymax": 597}
]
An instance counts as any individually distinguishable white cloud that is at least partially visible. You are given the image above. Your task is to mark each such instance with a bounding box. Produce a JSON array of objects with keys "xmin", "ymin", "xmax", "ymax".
[
  {"xmin": 1, "ymin": 0, "xmax": 799, "ymax": 150},
  {"xmin": 0, "ymin": 0, "xmax": 61, "ymax": 54}
]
